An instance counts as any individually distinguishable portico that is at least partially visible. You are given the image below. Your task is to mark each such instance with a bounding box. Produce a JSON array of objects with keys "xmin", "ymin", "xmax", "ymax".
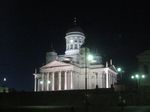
[{"xmin": 33, "ymin": 61, "xmax": 77, "ymax": 91}]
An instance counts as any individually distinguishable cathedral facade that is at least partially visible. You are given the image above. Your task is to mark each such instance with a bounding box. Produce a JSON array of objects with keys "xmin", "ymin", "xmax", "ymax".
[{"xmin": 33, "ymin": 26, "xmax": 118, "ymax": 91}]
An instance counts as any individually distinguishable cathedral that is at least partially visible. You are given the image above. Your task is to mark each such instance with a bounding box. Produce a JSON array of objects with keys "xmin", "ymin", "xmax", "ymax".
[{"xmin": 33, "ymin": 24, "xmax": 118, "ymax": 92}]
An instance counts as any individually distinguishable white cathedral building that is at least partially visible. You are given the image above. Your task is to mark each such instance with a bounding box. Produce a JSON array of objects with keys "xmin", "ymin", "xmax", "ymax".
[{"xmin": 33, "ymin": 25, "xmax": 118, "ymax": 92}]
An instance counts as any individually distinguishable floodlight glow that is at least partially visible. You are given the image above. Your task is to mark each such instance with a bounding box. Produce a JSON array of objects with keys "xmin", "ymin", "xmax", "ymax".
[
  {"xmin": 3, "ymin": 77, "xmax": 6, "ymax": 82},
  {"xmin": 141, "ymin": 75, "xmax": 145, "ymax": 78},
  {"xmin": 91, "ymin": 59, "xmax": 97, "ymax": 63},
  {"xmin": 135, "ymin": 74, "xmax": 139, "ymax": 79},
  {"xmin": 48, "ymin": 80, "xmax": 51, "ymax": 84},
  {"xmin": 87, "ymin": 54, "xmax": 94, "ymax": 61},
  {"xmin": 40, "ymin": 81, "xmax": 43, "ymax": 84},
  {"xmin": 131, "ymin": 76, "xmax": 134, "ymax": 79},
  {"xmin": 70, "ymin": 40, "xmax": 73, "ymax": 43},
  {"xmin": 117, "ymin": 67, "xmax": 122, "ymax": 72}
]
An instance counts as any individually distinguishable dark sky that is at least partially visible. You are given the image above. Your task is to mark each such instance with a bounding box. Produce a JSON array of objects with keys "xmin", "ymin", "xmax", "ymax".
[{"xmin": 0, "ymin": 1, "xmax": 150, "ymax": 91}]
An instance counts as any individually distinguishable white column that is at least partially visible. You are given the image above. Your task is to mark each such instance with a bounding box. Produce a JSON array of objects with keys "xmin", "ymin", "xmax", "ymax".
[
  {"xmin": 47, "ymin": 73, "xmax": 49, "ymax": 91},
  {"xmin": 52, "ymin": 72, "xmax": 54, "ymax": 91},
  {"xmin": 64, "ymin": 71, "xmax": 67, "ymax": 90},
  {"xmin": 34, "ymin": 75, "xmax": 37, "ymax": 92},
  {"xmin": 59, "ymin": 71, "xmax": 61, "ymax": 90},
  {"xmin": 34, "ymin": 74, "xmax": 36, "ymax": 92},
  {"xmin": 37, "ymin": 79, "xmax": 40, "ymax": 91},
  {"xmin": 77, "ymin": 74, "xmax": 79, "ymax": 89},
  {"xmin": 41, "ymin": 73, "xmax": 44, "ymax": 91},
  {"xmin": 96, "ymin": 73, "xmax": 98, "ymax": 88},
  {"xmin": 106, "ymin": 70, "xmax": 109, "ymax": 88},
  {"xmin": 71, "ymin": 71, "xmax": 73, "ymax": 89}
]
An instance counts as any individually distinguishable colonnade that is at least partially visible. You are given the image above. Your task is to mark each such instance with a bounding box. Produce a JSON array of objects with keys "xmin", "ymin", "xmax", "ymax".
[
  {"xmin": 34, "ymin": 69, "xmax": 117, "ymax": 91},
  {"xmin": 34, "ymin": 70, "xmax": 73, "ymax": 91}
]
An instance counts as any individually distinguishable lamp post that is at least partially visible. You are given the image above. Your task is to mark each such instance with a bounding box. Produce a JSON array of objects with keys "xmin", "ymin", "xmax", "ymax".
[
  {"xmin": 84, "ymin": 47, "xmax": 94, "ymax": 112},
  {"xmin": 117, "ymin": 67, "xmax": 123, "ymax": 83},
  {"xmin": 85, "ymin": 53, "xmax": 94, "ymax": 90},
  {"xmin": 2, "ymin": 77, "xmax": 7, "ymax": 87},
  {"xmin": 131, "ymin": 74, "xmax": 145, "ymax": 88},
  {"xmin": 84, "ymin": 48, "xmax": 94, "ymax": 90}
]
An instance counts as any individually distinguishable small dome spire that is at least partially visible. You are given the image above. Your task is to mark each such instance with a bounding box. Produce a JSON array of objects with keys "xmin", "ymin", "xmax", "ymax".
[
  {"xmin": 73, "ymin": 17, "xmax": 77, "ymax": 26},
  {"xmin": 66, "ymin": 18, "xmax": 84, "ymax": 33},
  {"xmin": 48, "ymin": 43, "xmax": 55, "ymax": 52}
]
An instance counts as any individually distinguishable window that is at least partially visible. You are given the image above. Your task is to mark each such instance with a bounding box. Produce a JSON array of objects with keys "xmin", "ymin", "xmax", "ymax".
[
  {"xmin": 75, "ymin": 44, "xmax": 78, "ymax": 49},
  {"xmin": 70, "ymin": 44, "xmax": 73, "ymax": 49},
  {"xmin": 70, "ymin": 40, "xmax": 73, "ymax": 43}
]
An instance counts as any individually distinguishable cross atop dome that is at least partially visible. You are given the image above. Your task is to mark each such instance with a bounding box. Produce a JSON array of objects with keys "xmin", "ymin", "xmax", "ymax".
[
  {"xmin": 66, "ymin": 18, "xmax": 84, "ymax": 34},
  {"xmin": 73, "ymin": 17, "xmax": 77, "ymax": 26}
]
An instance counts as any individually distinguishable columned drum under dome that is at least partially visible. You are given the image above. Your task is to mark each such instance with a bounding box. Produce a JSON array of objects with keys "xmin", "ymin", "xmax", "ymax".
[{"xmin": 65, "ymin": 27, "xmax": 85, "ymax": 55}]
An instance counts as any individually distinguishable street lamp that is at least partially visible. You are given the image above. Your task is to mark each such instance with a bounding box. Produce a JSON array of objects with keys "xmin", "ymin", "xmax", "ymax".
[
  {"xmin": 47, "ymin": 80, "xmax": 51, "ymax": 84},
  {"xmin": 87, "ymin": 54, "xmax": 94, "ymax": 61},
  {"xmin": 117, "ymin": 67, "xmax": 122, "ymax": 72},
  {"xmin": 85, "ymin": 53, "xmax": 94, "ymax": 90},
  {"xmin": 2, "ymin": 77, "xmax": 7, "ymax": 87},
  {"xmin": 3, "ymin": 77, "xmax": 7, "ymax": 82},
  {"xmin": 131, "ymin": 74, "xmax": 145, "ymax": 88},
  {"xmin": 141, "ymin": 75, "xmax": 145, "ymax": 78},
  {"xmin": 117, "ymin": 67, "xmax": 123, "ymax": 83},
  {"xmin": 135, "ymin": 74, "xmax": 139, "ymax": 79},
  {"xmin": 131, "ymin": 75, "xmax": 135, "ymax": 79},
  {"xmin": 40, "ymin": 81, "xmax": 43, "ymax": 85},
  {"xmin": 84, "ymin": 47, "xmax": 94, "ymax": 112}
]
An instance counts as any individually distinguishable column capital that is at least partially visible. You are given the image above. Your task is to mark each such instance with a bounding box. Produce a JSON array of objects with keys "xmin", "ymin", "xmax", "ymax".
[{"xmin": 34, "ymin": 75, "xmax": 37, "ymax": 78}]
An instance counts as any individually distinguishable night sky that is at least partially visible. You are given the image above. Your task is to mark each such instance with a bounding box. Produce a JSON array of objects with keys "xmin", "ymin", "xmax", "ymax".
[{"xmin": 0, "ymin": 1, "xmax": 150, "ymax": 91}]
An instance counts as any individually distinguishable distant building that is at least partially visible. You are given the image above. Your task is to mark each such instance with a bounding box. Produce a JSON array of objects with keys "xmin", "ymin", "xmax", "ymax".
[
  {"xmin": 0, "ymin": 86, "xmax": 9, "ymax": 93},
  {"xmin": 137, "ymin": 50, "xmax": 150, "ymax": 86},
  {"xmin": 33, "ymin": 24, "xmax": 118, "ymax": 91}
]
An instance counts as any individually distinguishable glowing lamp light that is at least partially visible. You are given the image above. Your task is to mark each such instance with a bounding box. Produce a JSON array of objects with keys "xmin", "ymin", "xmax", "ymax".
[
  {"xmin": 3, "ymin": 77, "xmax": 6, "ymax": 82},
  {"xmin": 141, "ymin": 75, "xmax": 145, "ymax": 78},
  {"xmin": 131, "ymin": 76, "xmax": 134, "ymax": 79},
  {"xmin": 40, "ymin": 81, "xmax": 43, "ymax": 84},
  {"xmin": 87, "ymin": 54, "xmax": 94, "ymax": 61},
  {"xmin": 48, "ymin": 80, "xmax": 51, "ymax": 84},
  {"xmin": 135, "ymin": 74, "xmax": 139, "ymax": 79},
  {"xmin": 117, "ymin": 67, "xmax": 122, "ymax": 72},
  {"xmin": 70, "ymin": 40, "xmax": 73, "ymax": 43}
]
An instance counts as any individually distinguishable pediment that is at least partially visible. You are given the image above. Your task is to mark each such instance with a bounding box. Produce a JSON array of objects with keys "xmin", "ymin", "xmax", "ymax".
[
  {"xmin": 41, "ymin": 60, "xmax": 72, "ymax": 69},
  {"xmin": 109, "ymin": 65, "xmax": 118, "ymax": 73}
]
